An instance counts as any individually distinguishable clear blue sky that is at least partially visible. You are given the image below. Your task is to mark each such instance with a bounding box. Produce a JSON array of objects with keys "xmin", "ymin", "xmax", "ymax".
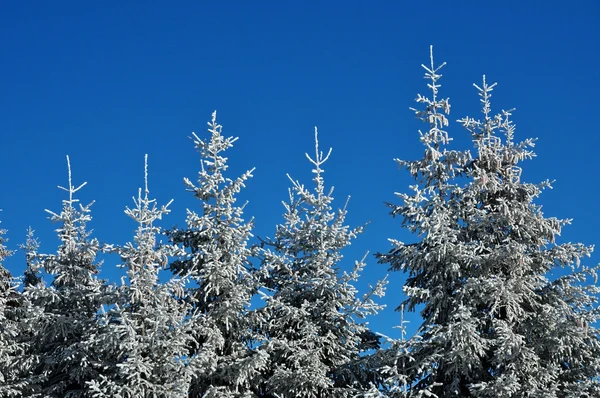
[{"xmin": 1, "ymin": 1, "xmax": 598, "ymax": 339}]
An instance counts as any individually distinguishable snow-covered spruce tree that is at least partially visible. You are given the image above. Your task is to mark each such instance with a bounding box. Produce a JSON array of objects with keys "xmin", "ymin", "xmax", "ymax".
[
  {"xmin": 24, "ymin": 157, "xmax": 109, "ymax": 397},
  {"xmin": 455, "ymin": 79, "xmax": 600, "ymax": 397},
  {"xmin": 0, "ymin": 216, "xmax": 22, "ymax": 397},
  {"xmin": 166, "ymin": 111, "xmax": 265, "ymax": 397},
  {"xmin": 375, "ymin": 48, "xmax": 470, "ymax": 398},
  {"xmin": 0, "ymin": 225, "xmax": 46, "ymax": 397},
  {"xmin": 87, "ymin": 155, "xmax": 198, "ymax": 397},
  {"xmin": 378, "ymin": 48, "xmax": 600, "ymax": 397},
  {"xmin": 0, "ymin": 228, "xmax": 48, "ymax": 398},
  {"xmin": 254, "ymin": 129, "xmax": 386, "ymax": 398}
]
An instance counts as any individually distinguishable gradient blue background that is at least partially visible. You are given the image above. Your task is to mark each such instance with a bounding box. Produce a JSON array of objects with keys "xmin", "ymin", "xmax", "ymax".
[{"xmin": 1, "ymin": 1, "xmax": 598, "ymax": 340}]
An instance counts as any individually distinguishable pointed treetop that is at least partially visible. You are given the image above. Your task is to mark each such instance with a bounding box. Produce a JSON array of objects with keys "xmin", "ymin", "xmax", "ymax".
[
  {"xmin": 409, "ymin": 46, "xmax": 451, "ymax": 151},
  {"xmin": 125, "ymin": 155, "xmax": 173, "ymax": 228},
  {"xmin": 421, "ymin": 45, "xmax": 447, "ymax": 102},
  {"xmin": 144, "ymin": 153, "xmax": 149, "ymax": 197},
  {"xmin": 45, "ymin": 156, "xmax": 94, "ymax": 220},
  {"xmin": 473, "ymin": 75, "xmax": 498, "ymax": 124},
  {"xmin": 285, "ymin": 127, "xmax": 334, "ymax": 200},
  {"xmin": 57, "ymin": 155, "xmax": 87, "ymax": 205},
  {"xmin": 305, "ymin": 127, "xmax": 333, "ymax": 170}
]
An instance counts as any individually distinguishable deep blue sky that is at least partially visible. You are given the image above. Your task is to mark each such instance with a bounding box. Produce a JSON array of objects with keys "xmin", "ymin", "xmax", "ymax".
[{"xmin": 1, "ymin": 1, "xmax": 599, "ymax": 339}]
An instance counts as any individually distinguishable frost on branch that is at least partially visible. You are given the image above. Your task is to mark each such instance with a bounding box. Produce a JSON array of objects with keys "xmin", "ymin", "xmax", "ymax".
[
  {"xmin": 378, "ymin": 48, "xmax": 600, "ymax": 396},
  {"xmin": 254, "ymin": 128, "xmax": 387, "ymax": 397},
  {"xmin": 166, "ymin": 112, "xmax": 262, "ymax": 397},
  {"xmin": 23, "ymin": 156, "xmax": 108, "ymax": 397},
  {"xmin": 0, "ymin": 216, "xmax": 23, "ymax": 397},
  {"xmin": 87, "ymin": 155, "xmax": 197, "ymax": 397}
]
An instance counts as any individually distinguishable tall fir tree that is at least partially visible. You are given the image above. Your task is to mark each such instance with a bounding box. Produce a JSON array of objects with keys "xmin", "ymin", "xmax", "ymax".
[
  {"xmin": 166, "ymin": 112, "xmax": 265, "ymax": 397},
  {"xmin": 24, "ymin": 157, "xmax": 109, "ymax": 397},
  {"xmin": 254, "ymin": 129, "xmax": 386, "ymax": 398},
  {"xmin": 87, "ymin": 155, "xmax": 198, "ymax": 397},
  {"xmin": 379, "ymin": 48, "xmax": 600, "ymax": 397}
]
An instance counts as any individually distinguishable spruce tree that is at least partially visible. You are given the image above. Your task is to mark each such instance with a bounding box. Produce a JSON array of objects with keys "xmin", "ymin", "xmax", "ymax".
[
  {"xmin": 0, "ymin": 225, "xmax": 46, "ymax": 397},
  {"xmin": 379, "ymin": 48, "xmax": 600, "ymax": 396},
  {"xmin": 254, "ymin": 129, "xmax": 386, "ymax": 398},
  {"xmin": 0, "ymin": 217, "xmax": 21, "ymax": 397},
  {"xmin": 166, "ymin": 112, "xmax": 265, "ymax": 397},
  {"xmin": 87, "ymin": 155, "xmax": 198, "ymax": 397},
  {"xmin": 24, "ymin": 157, "xmax": 109, "ymax": 397}
]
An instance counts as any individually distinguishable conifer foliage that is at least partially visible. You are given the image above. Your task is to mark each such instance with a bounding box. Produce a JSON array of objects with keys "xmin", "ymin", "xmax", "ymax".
[
  {"xmin": 87, "ymin": 155, "xmax": 197, "ymax": 397},
  {"xmin": 0, "ymin": 224, "xmax": 44, "ymax": 397},
  {"xmin": 24, "ymin": 157, "xmax": 108, "ymax": 397},
  {"xmin": 0, "ymin": 217, "xmax": 21, "ymax": 397},
  {"xmin": 379, "ymin": 48, "xmax": 600, "ymax": 397},
  {"xmin": 0, "ymin": 49, "xmax": 599, "ymax": 398},
  {"xmin": 166, "ymin": 111, "xmax": 263, "ymax": 397},
  {"xmin": 254, "ymin": 129, "xmax": 386, "ymax": 397}
]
